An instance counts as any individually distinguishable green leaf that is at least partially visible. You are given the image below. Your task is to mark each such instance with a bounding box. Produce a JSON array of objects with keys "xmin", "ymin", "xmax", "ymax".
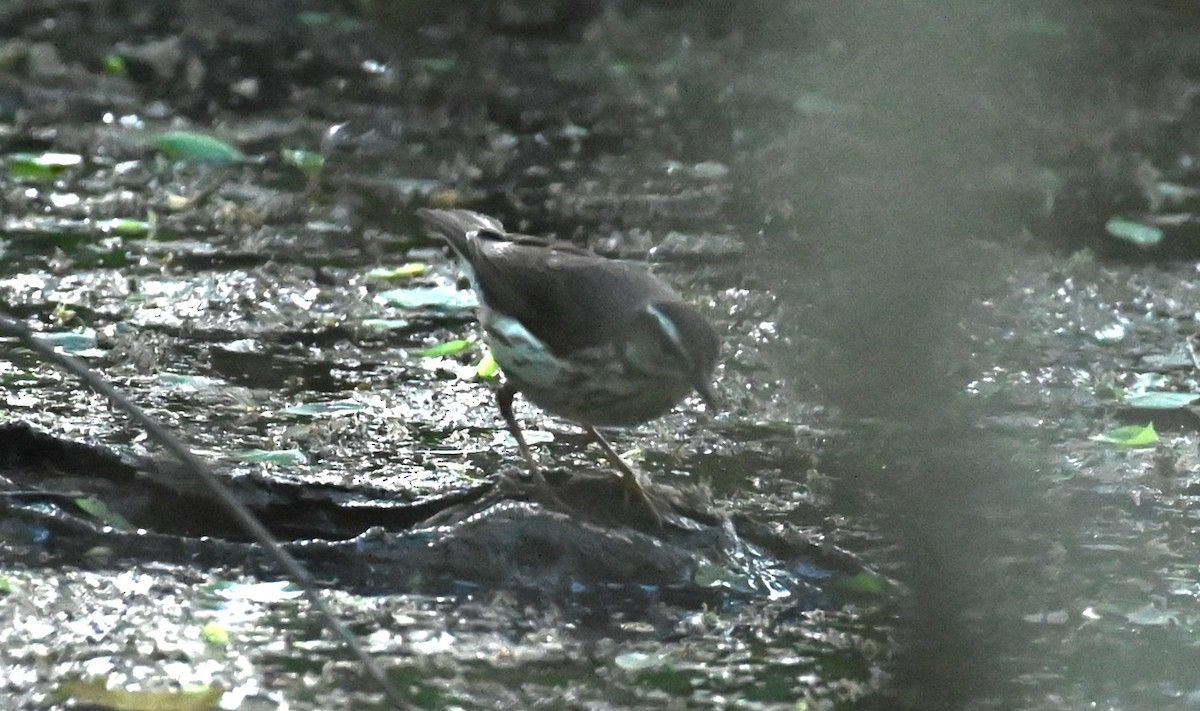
[
  {"xmin": 280, "ymin": 148, "xmax": 324, "ymax": 179},
  {"xmin": 416, "ymin": 57, "xmax": 458, "ymax": 73},
  {"xmin": 9, "ymin": 152, "xmax": 83, "ymax": 180},
  {"xmin": 1105, "ymin": 217, "xmax": 1163, "ymax": 248},
  {"xmin": 100, "ymin": 218, "xmax": 153, "ymax": 237},
  {"xmin": 55, "ymin": 678, "xmax": 223, "ymax": 711},
  {"xmin": 474, "ymin": 350, "xmax": 500, "ymax": 379},
  {"xmin": 1092, "ymin": 423, "xmax": 1158, "ymax": 448},
  {"xmin": 73, "ymin": 497, "xmax": 135, "ymax": 530},
  {"xmin": 830, "ymin": 570, "xmax": 888, "ymax": 597},
  {"xmin": 157, "ymin": 373, "xmax": 225, "ymax": 390},
  {"xmin": 237, "ymin": 448, "xmax": 307, "ymax": 466},
  {"xmin": 296, "ymin": 11, "xmax": 363, "ymax": 30},
  {"xmin": 377, "ymin": 286, "xmax": 477, "ymax": 312},
  {"xmin": 1093, "ymin": 323, "xmax": 1126, "ymax": 343},
  {"xmin": 389, "ymin": 178, "xmax": 446, "ymax": 196},
  {"xmin": 0, "ymin": 576, "xmax": 14, "ymax": 596},
  {"xmin": 200, "ymin": 622, "xmax": 229, "ymax": 647},
  {"xmin": 360, "ymin": 318, "xmax": 411, "ymax": 332},
  {"xmin": 691, "ymin": 563, "xmax": 754, "ymax": 593},
  {"xmin": 1124, "ymin": 604, "xmax": 1179, "ymax": 627},
  {"xmin": 212, "ymin": 579, "xmax": 304, "ymax": 602},
  {"xmin": 283, "ymin": 399, "xmax": 364, "ymax": 417},
  {"xmin": 102, "ymin": 53, "xmax": 127, "ymax": 76},
  {"xmin": 1125, "ymin": 392, "xmax": 1200, "ymax": 410},
  {"xmin": 40, "ymin": 329, "xmax": 99, "ymax": 354},
  {"xmin": 365, "ymin": 263, "xmax": 428, "ymax": 281},
  {"xmin": 155, "ymin": 131, "xmax": 244, "ymax": 165},
  {"xmin": 419, "ymin": 339, "xmax": 472, "ymax": 358},
  {"xmin": 614, "ymin": 650, "xmax": 669, "ymax": 671}
]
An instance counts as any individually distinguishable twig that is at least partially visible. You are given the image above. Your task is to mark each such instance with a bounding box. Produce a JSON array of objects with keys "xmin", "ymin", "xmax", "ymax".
[{"xmin": 0, "ymin": 310, "xmax": 413, "ymax": 710}]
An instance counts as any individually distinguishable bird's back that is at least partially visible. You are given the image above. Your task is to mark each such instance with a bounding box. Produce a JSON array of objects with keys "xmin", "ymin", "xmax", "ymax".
[{"xmin": 417, "ymin": 209, "xmax": 682, "ymax": 356}]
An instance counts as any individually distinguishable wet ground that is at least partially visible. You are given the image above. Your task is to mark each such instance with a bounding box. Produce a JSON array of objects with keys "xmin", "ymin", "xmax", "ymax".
[{"xmin": 3, "ymin": 1, "xmax": 1200, "ymax": 709}]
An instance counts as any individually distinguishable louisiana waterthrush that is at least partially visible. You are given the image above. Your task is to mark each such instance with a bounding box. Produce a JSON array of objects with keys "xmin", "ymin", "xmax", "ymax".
[{"xmin": 416, "ymin": 208, "xmax": 720, "ymax": 521}]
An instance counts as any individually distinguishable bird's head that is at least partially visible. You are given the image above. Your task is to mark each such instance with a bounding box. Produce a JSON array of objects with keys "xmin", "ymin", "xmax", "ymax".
[{"xmin": 620, "ymin": 301, "xmax": 720, "ymax": 408}]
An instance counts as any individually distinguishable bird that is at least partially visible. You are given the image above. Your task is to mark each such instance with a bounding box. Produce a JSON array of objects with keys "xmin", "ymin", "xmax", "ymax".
[{"xmin": 416, "ymin": 208, "xmax": 720, "ymax": 523}]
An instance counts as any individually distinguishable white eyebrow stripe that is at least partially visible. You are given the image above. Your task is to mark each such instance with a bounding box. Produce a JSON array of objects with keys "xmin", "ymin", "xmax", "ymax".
[{"xmin": 645, "ymin": 304, "xmax": 685, "ymax": 354}]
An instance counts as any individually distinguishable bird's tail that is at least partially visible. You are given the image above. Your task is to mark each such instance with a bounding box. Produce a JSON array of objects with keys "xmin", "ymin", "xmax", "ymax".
[{"xmin": 415, "ymin": 208, "xmax": 505, "ymax": 254}]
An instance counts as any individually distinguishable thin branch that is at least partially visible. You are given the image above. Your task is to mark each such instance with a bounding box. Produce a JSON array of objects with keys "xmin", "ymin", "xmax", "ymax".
[{"xmin": 0, "ymin": 310, "xmax": 413, "ymax": 710}]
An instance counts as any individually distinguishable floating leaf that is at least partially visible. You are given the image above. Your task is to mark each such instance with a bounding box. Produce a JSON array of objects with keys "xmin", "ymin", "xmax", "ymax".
[
  {"xmin": 365, "ymin": 263, "xmax": 428, "ymax": 281},
  {"xmin": 1093, "ymin": 381, "xmax": 1126, "ymax": 402},
  {"xmin": 416, "ymin": 57, "xmax": 457, "ymax": 73},
  {"xmin": 283, "ymin": 399, "xmax": 364, "ymax": 417},
  {"xmin": 51, "ymin": 302, "xmax": 79, "ymax": 325},
  {"xmin": 690, "ymin": 160, "xmax": 729, "ymax": 179},
  {"xmin": 102, "ymin": 53, "xmax": 127, "ymax": 76},
  {"xmin": 419, "ymin": 339, "xmax": 473, "ymax": 358},
  {"xmin": 56, "ymin": 678, "xmax": 222, "ymax": 711},
  {"xmin": 9, "ymin": 152, "xmax": 83, "ymax": 180},
  {"xmin": 377, "ymin": 286, "xmax": 476, "ymax": 312},
  {"xmin": 614, "ymin": 650, "xmax": 669, "ymax": 671},
  {"xmin": 431, "ymin": 189, "xmax": 464, "ymax": 207},
  {"xmin": 1125, "ymin": 392, "xmax": 1200, "ymax": 410},
  {"xmin": 296, "ymin": 11, "xmax": 363, "ymax": 30},
  {"xmin": 693, "ymin": 564, "xmax": 728, "ymax": 588},
  {"xmin": 0, "ymin": 576, "xmax": 15, "ymax": 596},
  {"xmin": 666, "ymin": 160, "xmax": 729, "ymax": 180},
  {"xmin": 212, "ymin": 579, "xmax": 304, "ymax": 602},
  {"xmin": 238, "ymin": 448, "xmax": 307, "ymax": 466},
  {"xmin": 1132, "ymin": 372, "xmax": 1171, "ymax": 391},
  {"xmin": 280, "ymin": 148, "xmax": 324, "ymax": 179},
  {"xmin": 155, "ymin": 131, "xmax": 244, "ymax": 165},
  {"xmin": 383, "ymin": 177, "xmax": 445, "ymax": 198},
  {"xmin": 40, "ymin": 329, "xmax": 98, "ymax": 354},
  {"xmin": 830, "ymin": 570, "xmax": 887, "ymax": 597},
  {"xmin": 1124, "ymin": 605, "xmax": 1178, "ymax": 627},
  {"xmin": 1105, "ymin": 217, "xmax": 1163, "ymax": 248},
  {"xmin": 11, "ymin": 152, "xmax": 83, "ymax": 167},
  {"xmin": 499, "ymin": 428, "xmax": 554, "ymax": 446},
  {"xmin": 99, "ymin": 218, "xmax": 153, "ymax": 237},
  {"xmin": 1093, "ymin": 323, "xmax": 1126, "ymax": 343},
  {"xmin": 1092, "ymin": 422, "xmax": 1158, "ymax": 448},
  {"xmin": 691, "ymin": 563, "xmax": 753, "ymax": 593},
  {"xmin": 157, "ymin": 373, "xmax": 225, "ymax": 391},
  {"xmin": 73, "ymin": 497, "xmax": 134, "ymax": 530},
  {"xmin": 360, "ymin": 318, "xmax": 411, "ymax": 332},
  {"xmin": 200, "ymin": 622, "xmax": 229, "ymax": 647},
  {"xmin": 474, "ymin": 350, "xmax": 500, "ymax": 379},
  {"xmin": 1154, "ymin": 182, "xmax": 1200, "ymax": 206}
]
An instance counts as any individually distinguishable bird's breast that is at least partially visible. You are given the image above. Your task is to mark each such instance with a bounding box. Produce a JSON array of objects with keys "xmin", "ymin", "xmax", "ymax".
[{"xmin": 480, "ymin": 309, "xmax": 693, "ymax": 427}]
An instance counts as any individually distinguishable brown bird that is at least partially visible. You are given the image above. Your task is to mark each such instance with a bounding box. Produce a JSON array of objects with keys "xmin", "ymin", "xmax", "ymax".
[{"xmin": 417, "ymin": 208, "xmax": 719, "ymax": 522}]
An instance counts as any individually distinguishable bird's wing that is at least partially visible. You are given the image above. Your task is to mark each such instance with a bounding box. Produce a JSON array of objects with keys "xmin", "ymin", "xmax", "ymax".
[
  {"xmin": 474, "ymin": 240, "xmax": 681, "ymax": 355},
  {"xmin": 416, "ymin": 208, "xmax": 682, "ymax": 354}
]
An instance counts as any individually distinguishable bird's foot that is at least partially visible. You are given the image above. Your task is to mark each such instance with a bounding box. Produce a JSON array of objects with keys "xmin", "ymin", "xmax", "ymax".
[
  {"xmin": 528, "ymin": 468, "xmax": 576, "ymax": 514},
  {"xmin": 586, "ymin": 426, "xmax": 667, "ymax": 529},
  {"xmin": 619, "ymin": 468, "xmax": 666, "ymax": 530}
]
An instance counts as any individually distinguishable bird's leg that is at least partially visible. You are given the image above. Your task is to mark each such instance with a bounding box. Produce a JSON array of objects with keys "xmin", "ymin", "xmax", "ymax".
[
  {"xmin": 496, "ymin": 382, "xmax": 565, "ymax": 508},
  {"xmin": 585, "ymin": 426, "xmax": 664, "ymax": 527}
]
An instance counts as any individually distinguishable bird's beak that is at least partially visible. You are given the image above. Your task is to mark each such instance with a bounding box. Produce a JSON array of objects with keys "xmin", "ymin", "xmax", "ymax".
[{"xmin": 695, "ymin": 378, "xmax": 718, "ymax": 410}]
